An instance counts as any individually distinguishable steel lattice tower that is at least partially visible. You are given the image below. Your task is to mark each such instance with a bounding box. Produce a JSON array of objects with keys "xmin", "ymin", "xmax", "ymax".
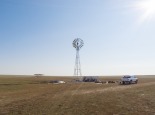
[{"xmin": 72, "ymin": 38, "xmax": 84, "ymax": 76}]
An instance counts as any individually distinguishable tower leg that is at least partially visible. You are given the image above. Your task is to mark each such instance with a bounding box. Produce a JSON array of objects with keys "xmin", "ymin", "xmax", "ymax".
[{"xmin": 74, "ymin": 49, "xmax": 82, "ymax": 79}]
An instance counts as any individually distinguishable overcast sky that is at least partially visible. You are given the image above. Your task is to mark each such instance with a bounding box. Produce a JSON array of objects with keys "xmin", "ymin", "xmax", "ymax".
[{"xmin": 1, "ymin": 0, "xmax": 155, "ymax": 76}]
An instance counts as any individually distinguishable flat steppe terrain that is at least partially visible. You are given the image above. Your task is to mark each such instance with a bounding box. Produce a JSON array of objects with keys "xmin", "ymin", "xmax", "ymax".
[{"xmin": 0, "ymin": 75, "xmax": 155, "ymax": 115}]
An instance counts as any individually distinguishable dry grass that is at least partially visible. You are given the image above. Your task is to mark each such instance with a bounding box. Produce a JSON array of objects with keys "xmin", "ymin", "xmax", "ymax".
[{"xmin": 0, "ymin": 75, "xmax": 155, "ymax": 115}]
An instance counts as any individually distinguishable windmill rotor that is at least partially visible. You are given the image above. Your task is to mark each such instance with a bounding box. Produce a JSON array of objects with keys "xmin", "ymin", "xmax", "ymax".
[{"xmin": 72, "ymin": 38, "xmax": 84, "ymax": 50}]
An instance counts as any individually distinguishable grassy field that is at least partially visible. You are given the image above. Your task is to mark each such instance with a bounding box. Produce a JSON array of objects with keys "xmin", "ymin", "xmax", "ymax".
[{"xmin": 0, "ymin": 75, "xmax": 155, "ymax": 115}]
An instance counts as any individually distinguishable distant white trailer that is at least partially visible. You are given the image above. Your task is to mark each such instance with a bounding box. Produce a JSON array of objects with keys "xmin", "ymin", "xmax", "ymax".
[
  {"xmin": 34, "ymin": 74, "xmax": 43, "ymax": 78},
  {"xmin": 58, "ymin": 81, "xmax": 65, "ymax": 84},
  {"xmin": 49, "ymin": 80, "xmax": 65, "ymax": 84}
]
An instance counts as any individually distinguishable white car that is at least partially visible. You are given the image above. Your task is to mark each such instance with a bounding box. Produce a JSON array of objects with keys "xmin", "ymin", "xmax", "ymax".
[{"xmin": 121, "ymin": 75, "xmax": 138, "ymax": 84}]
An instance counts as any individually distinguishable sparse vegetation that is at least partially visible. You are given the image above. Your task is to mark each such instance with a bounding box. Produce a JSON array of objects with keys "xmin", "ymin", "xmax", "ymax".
[{"xmin": 0, "ymin": 75, "xmax": 155, "ymax": 115}]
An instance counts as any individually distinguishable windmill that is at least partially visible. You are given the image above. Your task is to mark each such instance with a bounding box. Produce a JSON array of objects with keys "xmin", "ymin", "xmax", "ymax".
[{"xmin": 72, "ymin": 38, "xmax": 84, "ymax": 77}]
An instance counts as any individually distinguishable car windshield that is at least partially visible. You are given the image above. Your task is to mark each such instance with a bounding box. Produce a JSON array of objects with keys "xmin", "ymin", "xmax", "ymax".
[{"xmin": 123, "ymin": 76, "xmax": 131, "ymax": 78}]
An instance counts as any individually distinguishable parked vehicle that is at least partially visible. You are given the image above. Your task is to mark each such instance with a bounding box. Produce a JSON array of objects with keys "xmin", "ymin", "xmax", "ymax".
[{"xmin": 121, "ymin": 75, "xmax": 138, "ymax": 84}]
